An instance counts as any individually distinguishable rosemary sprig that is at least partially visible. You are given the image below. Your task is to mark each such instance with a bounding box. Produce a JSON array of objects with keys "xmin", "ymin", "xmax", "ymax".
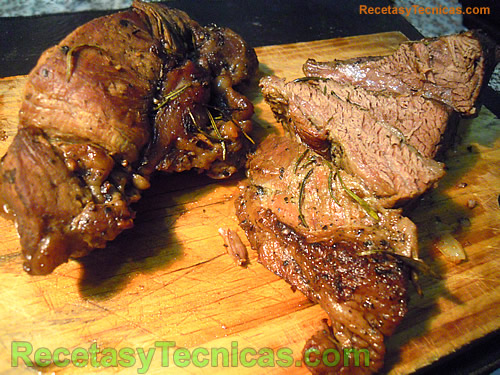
[
  {"xmin": 294, "ymin": 149, "xmax": 309, "ymax": 174},
  {"xmin": 321, "ymin": 160, "xmax": 341, "ymax": 206},
  {"xmin": 336, "ymin": 171, "xmax": 379, "ymax": 221},
  {"xmin": 187, "ymin": 109, "xmax": 223, "ymax": 142},
  {"xmin": 360, "ymin": 249, "xmax": 441, "ymax": 280},
  {"xmin": 327, "ymin": 168, "xmax": 341, "ymax": 206},
  {"xmin": 301, "ymin": 157, "xmax": 317, "ymax": 170},
  {"xmin": 155, "ymin": 83, "xmax": 192, "ymax": 110},
  {"xmin": 65, "ymin": 44, "xmax": 105, "ymax": 82},
  {"xmin": 298, "ymin": 168, "xmax": 314, "ymax": 228},
  {"xmin": 293, "ymin": 76, "xmax": 328, "ymax": 83},
  {"xmin": 207, "ymin": 110, "xmax": 227, "ymax": 161},
  {"xmin": 390, "ymin": 253, "xmax": 441, "ymax": 279},
  {"xmin": 204, "ymin": 104, "xmax": 256, "ymax": 145},
  {"xmin": 231, "ymin": 119, "xmax": 255, "ymax": 145}
]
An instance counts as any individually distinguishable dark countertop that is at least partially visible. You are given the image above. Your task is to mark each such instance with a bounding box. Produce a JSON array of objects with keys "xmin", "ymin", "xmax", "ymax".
[
  {"xmin": 0, "ymin": 1, "xmax": 499, "ymax": 374},
  {"xmin": 1, "ymin": 0, "xmax": 423, "ymax": 78}
]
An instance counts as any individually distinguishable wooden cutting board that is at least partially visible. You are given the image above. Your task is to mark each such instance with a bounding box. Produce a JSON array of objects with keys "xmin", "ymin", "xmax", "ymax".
[{"xmin": 0, "ymin": 31, "xmax": 499, "ymax": 374}]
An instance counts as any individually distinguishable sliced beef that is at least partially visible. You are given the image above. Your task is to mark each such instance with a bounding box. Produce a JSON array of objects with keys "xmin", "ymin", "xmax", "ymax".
[
  {"xmin": 0, "ymin": 2, "xmax": 258, "ymax": 274},
  {"xmin": 303, "ymin": 31, "xmax": 497, "ymax": 116},
  {"xmin": 236, "ymin": 136, "xmax": 412, "ymax": 374},
  {"xmin": 244, "ymin": 135, "xmax": 418, "ymax": 257},
  {"xmin": 315, "ymin": 79, "xmax": 456, "ymax": 159},
  {"xmin": 245, "ymin": 30, "xmax": 497, "ymax": 374},
  {"xmin": 260, "ymin": 76, "xmax": 445, "ymax": 207}
]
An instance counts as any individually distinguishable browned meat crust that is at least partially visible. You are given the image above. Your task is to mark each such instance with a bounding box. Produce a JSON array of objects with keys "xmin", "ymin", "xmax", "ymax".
[
  {"xmin": 0, "ymin": 1, "xmax": 258, "ymax": 274},
  {"xmin": 244, "ymin": 135, "xmax": 418, "ymax": 257},
  {"xmin": 236, "ymin": 135, "xmax": 413, "ymax": 374},
  {"xmin": 236, "ymin": 146, "xmax": 410, "ymax": 373},
  {"xmin": 236, "ymin": 205, "xmax": 409, "ymax": 374},
  {"xmin": 303, "ymin": 31, "xmax": 497, "ymax": 116}
]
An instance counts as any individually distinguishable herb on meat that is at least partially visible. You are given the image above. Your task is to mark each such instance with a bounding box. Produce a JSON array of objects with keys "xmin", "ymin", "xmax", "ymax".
[
  {"xmin": 328, "ymin": 168, "xmax": 341, "ymax": 206},
  {"xmin": 293, "ymin": 76, "xmax": 328, "ymax": 83},
  {"xmin": 322, "ymin": 160, "xmax": 341, "ymax": 206},
  {"xmin": 65, "ymin": 44, "xmax": 105, "ymax": 82},
  {"xmin": 336, "ymin": 171, "xmax": 379, "ymax": 221},
  {"xmin": 298, "ymin": 168, "xmax": 314, "ymax": 228},
  {"xmin": 155, "ymin": 83, "xmax": 192, "ymax": 110},
  {"xmin": 187, "ymin": 108, "xmax": 222, "ymax": 142},
  {"xmin": 294, "ymin": 149, "xmax": 309, "ymax": 173},
  {"xmin": 207, "ymin": 110, "xmax": 227, "ymax": 160},
  {"xmin": 300, "ymin": 157, "xmax": 317, "ymax": 170},
  {"xmin": 231, "ymin": 119, "xmax": 255, "ymax": 144},
  {"xmin": 205, "ymin": 104, "xmax": 255, "ymax": 145},
  {"xmin": 361, "ymin": 250, "xmax": 441, "ymax": 279}
]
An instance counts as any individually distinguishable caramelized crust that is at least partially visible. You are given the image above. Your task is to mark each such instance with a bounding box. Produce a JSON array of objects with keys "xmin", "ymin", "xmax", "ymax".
[{"xmin": 0, "ymin": 1, "xmax": 258, "ymax": 274}]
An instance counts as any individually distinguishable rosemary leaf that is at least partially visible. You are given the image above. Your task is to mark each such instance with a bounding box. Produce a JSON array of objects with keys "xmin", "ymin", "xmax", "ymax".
[
  {"xmin": 321, "ymin": 160, "xmax": 341, "ymax": 206},
  {"xmin": 336, "ymin": 171, "xmax": 379, "ymax": 221},
  {"xmin": 207, "ymin": 110, "xmax": 227, "ymax": 161},
  {"xmin": 293, "ymin": 76, "xmax": 328, "ymax": 83},
  {"xmin": 359, "ymin": 249, "xmax": 440, "ymax": 279},
  {"xmin": 328, "ymin": 168, "xmax": 341, "ymax": 206},
  {"xmin": 187, "ymin": 109, "xmax": 219, "ymax": 142},
  {"xmin": 205, "ymin": 104, "xmax": 255, "ymax": 145},
  {"xmin": 390, "ymin": 253, "xmax": 442, "ymax": 280},
  {"xmin": 294, "ymin": 149, "xmax": 309, "ymax": 174},
  {"xmin": 298, "ymin": 168, "xmax": 314, "ymax": 228},
  {"xmin": 65, "ymin": 44, "xmax": 105, "ymax": 82},
  {"xmin": 231, "ymin": 119, "xmax": 255, "ymax": 145},
  {"xmin": 155, "ymin": 83, "xmax": 192, "ymax": 110}
]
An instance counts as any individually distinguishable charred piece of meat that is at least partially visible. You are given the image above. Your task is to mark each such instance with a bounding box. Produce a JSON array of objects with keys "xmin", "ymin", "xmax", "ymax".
[
  {"xmin": 237, "ymin": 135, "xmax": 412, "ymax": 374},
  {"xmin": 0, "ymin": 1, "xmax": 258, "ymax": 274}
]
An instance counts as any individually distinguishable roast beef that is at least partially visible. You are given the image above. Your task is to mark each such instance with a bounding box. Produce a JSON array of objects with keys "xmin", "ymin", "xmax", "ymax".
[
  {"xmin": 236, "ymin": 135, "xmax": 413, "ymax": 374},
  {"xmin": 0, "ymin": 1, "xmax": 258, "ymax": 274},
  {"xmin": 243, "ymin": 135, "xmax": 418, "ymax": 256},
  {"xmin": 314, "ymin": 79, "xmax": 456, "ymax": 159},
  {"xmin": 260, "ymin": 76, "xmax": 445, "ymax": 207},
  {"xmin": 303, "ymin": 31, "xmax": 497, "ymax": 116},
  {"xmin": 244, "ymin": 31, "xmax": 497, "ymax": 374}
]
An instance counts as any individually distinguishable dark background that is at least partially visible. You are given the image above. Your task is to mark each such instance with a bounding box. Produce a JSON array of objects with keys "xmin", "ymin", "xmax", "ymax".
[{"xmin": 0, "ymin": 0, "xmax": 424, "ymax": 78}]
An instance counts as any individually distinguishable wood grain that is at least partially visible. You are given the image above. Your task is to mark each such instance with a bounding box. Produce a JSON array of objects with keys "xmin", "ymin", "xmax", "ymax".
[{"xmin": 0, "ymin": 31, "xmax": 498, "ymax": 374}]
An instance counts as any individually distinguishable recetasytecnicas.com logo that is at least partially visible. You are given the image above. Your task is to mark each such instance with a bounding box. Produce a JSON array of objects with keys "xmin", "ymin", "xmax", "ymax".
[{"xmin": 11, "ymin": 340, "xmax": 370, "ymax": 373}]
